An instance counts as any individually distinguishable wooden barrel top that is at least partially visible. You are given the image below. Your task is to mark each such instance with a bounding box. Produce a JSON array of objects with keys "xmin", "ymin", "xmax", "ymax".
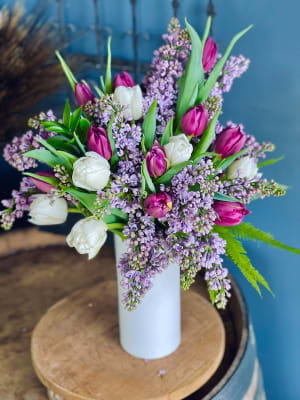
[{"xmin": 0, "ymin": 228, "xmax": 248, "ymax": 400}]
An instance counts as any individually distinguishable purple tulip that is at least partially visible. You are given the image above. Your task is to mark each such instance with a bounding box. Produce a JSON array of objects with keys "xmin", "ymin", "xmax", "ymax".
[
  {"xmin": 214, "ymin": 127, "xmax": 246, "ymax": 159},
  {"xmin": 146, "ymin": 141, "xmax": 167, "ymax": 178},
  {"xmin": 75, "ymin": 82, "xmax": 95, "ymax": 107},
  {"xmin": 202, "ymin": 37, "xmax": 218, "ymax": 73},
  {"xmin": 181, "ymin": 105, "xmax": 209, "ymax": 137},
  {"xmin": 213, "ymin": 201, "xmax": 251, "ymax": 226},
  {"xmin": 31, "ymin": 171, "xmax": 55, "ymax": 194},
  {"xmin": 87, "ymin": 126, "xmax": 112, "ymax": 160},
  {"xmin": 144, "ymin": 192, "xmax": 172, "ymax": 218},
  {"xmin": 113, "ymin": 71, "xmax": 135, "ymax": 90}
]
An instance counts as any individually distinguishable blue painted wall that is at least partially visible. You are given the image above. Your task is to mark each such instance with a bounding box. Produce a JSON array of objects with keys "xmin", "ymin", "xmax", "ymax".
[{"xmin": 1, "ymin": 1, "xmax": 300, "ymax": 398}]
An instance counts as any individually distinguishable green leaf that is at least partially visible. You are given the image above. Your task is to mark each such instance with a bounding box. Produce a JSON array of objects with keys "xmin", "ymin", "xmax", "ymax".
[
  {"xmin": 198, "ymin": 25, "xmax": 253, "ymax": 103},
  {"xmin": 213, "ymin": 192, "xmax": 240, "ymax": 202},
  {"xmin": 156, "ymin": 160, "xmax": 191, "ymax": 185},
  {"xmin": 73, "ymin": 132, "xmax": 86, "ymax": 155},
  {"xmin": 47, "ymin": 136, "xmax": 80, "ymax": 155},
  {"xmin": 215, "ymin": 147, "xmax": 250, "ymax": 173},
  {"xmin": 102, "ymin": 213, "xmax": 120, "ymax": 224},
  {"xmin": 214, "ymin": 225, "xmax": 273, "ymax": 296},
  {"xmin": 109, "ymin": 208, "xmax": 129, "ymax": 222},
  {"xmin": 63, "ymin": 187, "xmax": 97, "ymax": 212},
  {"xmin": 191, "ymin": 108, "xmax": 221, "ymax": 160},
  {"xmin": 22, "ymin": 149, "xmax": 60, "ymax": 168},
  {"xmin": 55, "ymin": 51, "xmax": 77, "ymax": 91},
  {"xmin": 23, "ymin": 172, "xmax": 58, "ymax": 186},
  {"xmin": 107, "ymin": 115, "xmax": 119, "ymax": 167},
  {"xmin": 142, "ymin": 160, "xmax": 156, "ymax": 193},
  {"xmin": 57, "ymin": 151, "xmax": 78, "ymax": 165},
  {"xmin": 257, "ymin": 156, "xmax": 284, "ymax": 168},
  {"xmin": 208, "ymin": 288, "xmax": 218, "ymax": 305},
  {"xmin": 202, "ymin": 16, "xmax": 212, "ymax": 44},
  {"xmin": 77, "ymin": 118, "xmax": 91, "ymax": 144},
  {"xmin": 106, "ymin": 222, "xmax": 125, "ymax": 231},
  {"xmin": 105, "ymin": 36, "xmax": 112, "ymax": 94},
  {"xmin": 36, "ymin": 137, "xmax": 73, "ymax": 170},
  {"xmin": 230, "ymin": 222, "xmax": 300, "ymax": 255},
  {"xmin": 94, "ymin": 85, "xmax": 105, "ymax": 97},
  {"xmin": 70, "ymin": 106, "xmax": 82, "ymax": 132},
  {"xmin": 192, "ymin": 151, "xmax": 218, "ymax": 165},
  {"xmin": 63, "ymin": 99, "xmax": 71, "ymax": 128},
  {"xmin": 41, "ymin": 121, "xmax": 71, "ymax": 136},
  {"xmin": 110, "ymin": 229, "xmax": 125, "ymax": 240},
  {"xmin": 175, "ymin": 19, "xmax": 204, "ymax": 129},
  {"xmin": 160, "ymin": 117, "xmax": 173, "ymax": 146},
  {"xmin": 143, "ymin": 98, "xmax": 157, "ymax": 151},
  {"xmin": 100, "ymin": 75, "xmax": 105, "ymax": 93}
]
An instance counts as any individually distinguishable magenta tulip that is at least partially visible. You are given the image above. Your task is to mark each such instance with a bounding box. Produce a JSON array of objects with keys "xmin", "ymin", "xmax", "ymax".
[
  {"xmin": 75, "ymin": 82, "xmax": 95, "ymax": 107},
  {"xmin": 181, "ymin": 105, "xmax": 209, "ymax": 137},
  {"xmin": 144, "ymin": 192, "xmax": 172, "ymax": 218},
  {"xmin": 202, "ymin": 37, "xmax": 218, "ymax": 72},
  {"xmin": 31, "ymin": 171, "xmax": 55, "ymax": 194},
  {"xmin": 87, "ymin": 126, "xmax": 112, "ymax": 160},
  {"xmin": 113, "ymin": 71, "xmax": 135, "ymax": 90},
  {"xmin": 214, "ymin": 127, "xmax": 246, "ymax": 159},
  {"xmin": 146, "ymin": 141, "xmax": 167, "ymax": 178},
  {"xmin": 213, "ymin": 201, "xmax": 250, "ymax": 226}
]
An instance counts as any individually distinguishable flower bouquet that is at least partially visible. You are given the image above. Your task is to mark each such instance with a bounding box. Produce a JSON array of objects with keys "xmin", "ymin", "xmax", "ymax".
[{"xmin": 2, "ymin": 17, "xmax": 299, "ymax": 359}]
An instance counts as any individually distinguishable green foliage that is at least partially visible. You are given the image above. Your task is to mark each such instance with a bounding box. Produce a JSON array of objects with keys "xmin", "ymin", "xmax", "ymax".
[
  {"xmin": 107, "ymin": 115, "xmax": 119, "ymax": 168},
  {"xmin": 175, "ymin": 19, "xmax": 204, "ymax": 129},
  {"xmin": 62, "ymin": 187, "xmax": 97, "ymax": 213},
  {"xmin": 214, "ymin": 225, "xmax": 273, "ymax": 296},
  {"xmin": 156, "ymin": 160, "xmax": 191, "ymax": 185},
  {"xmin": 202, "ymin": 16, "xmax": 212, "ymax": 44},
  {"xmin": 143, "ymin": 98, "xmax": 157, "ymax": 151},
  {"xmin": 197, "ymin": 24, "xmax": 253, "ymax": 103},
  {"xmin": 191, "ymin": 108, "xmax": 220, "ymax": 160},
  {"xmin": 77, "ymin": 118, "xmax": 91, "ymax": 144},
  {"xmin": 36, "ymin": 137, "xmax": 73, "ymax": 170},
  {"xmin": 215, "ymin": 147, "xmax": 250, "ymax": 173},
  {"xmin": 213, "ymin": 192, "xmax": 239, "ymax": 202},
  {"xmin": 55, "ymin": 51, "xmax": 77, "ymax": 91},
  {"xmin": 160, "ymin": 117, "xmax": 173, "ymax": 146},
  {"xmin": 47, "ymin": 136, "xmax": 80, "ymax": 155},
  {"xmin": 41, "ymin": 121, "xmax": 72, "ymax": 137},
  {"xmin": 23, "ymin": 172, "xmax": 58, "ymax": 186},
  {"xmin": 63, "ymin": 99, "xmax": 71, "ymax": 128},
  {"xmin": 105, "ymin": 36, "xmax": 112, "ymax": 94},
  {"xmin": 109, "ymin": 208, "xmax": 129, "ymax": 222},
  {"xmin": 230, "ymin": 223, "xmax": 300, "ymax": 255},
  {"xmin": 23, "ymin": 149, "xmax": 61, "ymax": 168},
  {"xmin": 142, "ymin": 160, "xmax": 156, "ymax": 193},
  {"xmin": 257, "ymin": 156, "xmax": 284, "ymax": 168},
  {"xmin": 70, "ymin": 106, "xmax": 82, "ymax": 132}
]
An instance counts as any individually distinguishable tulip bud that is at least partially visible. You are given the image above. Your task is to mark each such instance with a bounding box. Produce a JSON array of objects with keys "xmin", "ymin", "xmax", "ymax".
[
  {"xmin": 227, "ymin": 156, "xmax": 261, "ymax": 181},
  {"xmin": 67, "ymin": 217, "xmax": 107, "ymax": 260},
  {"xmin": 113, "ymin": 71, "xmax": 135, "ymax": 90},
  {"xmin": 202, "ymin": 37, "xmax": 218, "ymax": 72},
  {"xmin": 146, "ymin": 141, "xmax": 167, "ymax": 178},
  {"xmin": 29, "ymin": 195, "xmax": 68, "ymax": 226},
  {"xmin": 87, "ymin": 126, "xmax": 112, "ymax": 160},
  {"xmin": 31, "ymin": 171, "xmax": 55, "ymax": 194},
  {"xmin": 214, "ymin": 127, "xmax": 246, "ymax": 159},
  {"xmin": 164, "ymin": 134, "xmax": 193, "ymax": 167},
  {"xmin": 181, "ymin": 105, "xmax": 209, "ymax": 137},
  {"xmin": 113, "ymin": 85, "xmax": 143, "ymax": 120},
  {"xmin": 144, "ymin": 192, "xmax": 172, "ymax": 218},
  {"xmin": 213, "ymin": 201, "xmax": 250, "ymax": 226},
  {"xmin": 75, "ymin": 82, "xmax": 95, "ymax": 107}
]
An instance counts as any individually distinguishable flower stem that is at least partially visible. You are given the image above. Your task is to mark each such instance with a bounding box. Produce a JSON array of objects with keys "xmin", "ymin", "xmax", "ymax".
[{"xmin": 68, "ymin": 208, "xmax": 83, "ymax": 214}]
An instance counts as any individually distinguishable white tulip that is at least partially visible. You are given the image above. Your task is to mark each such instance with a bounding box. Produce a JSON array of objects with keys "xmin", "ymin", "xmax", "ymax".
[
  {"xmin": 28, "ymin": 195, "xmax": 68, "ymax": 226},
  {"xmin": 227, "ymin": 156, "xmax": 261, "ymax": 180},
  {"xmin": 164, "ymin": 134, "xmax": 193, "ymax": 166},
  {"xmin": 66, "ymin": 217, "xmax": 107, "ymax": 260},
  {"xmin": 114, "ymin": 85, "xmax": 143, "ymax": 120},
  {"xmin": 72, "ymin": 151, "xmax": 110, "ymax": 191}
]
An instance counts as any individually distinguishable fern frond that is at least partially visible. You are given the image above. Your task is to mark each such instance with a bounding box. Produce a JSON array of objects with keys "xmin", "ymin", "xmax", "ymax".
[
  {"xmin": 214, "ymin": 226, "xmax": 273, "ymax": 296},
  {"xmin": 230, "ymin": 223, "xmax": 300, "ymax": 255}
]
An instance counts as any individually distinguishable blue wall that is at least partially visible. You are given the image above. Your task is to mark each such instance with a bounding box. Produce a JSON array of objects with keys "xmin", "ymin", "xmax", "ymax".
[{"xmin": 1, "ymin": 1, "xmax": 300, "ymax": 398}]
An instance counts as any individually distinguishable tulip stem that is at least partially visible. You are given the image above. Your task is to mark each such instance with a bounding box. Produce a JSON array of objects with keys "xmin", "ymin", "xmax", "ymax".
[
  {"xmin": 68, "ymin": 208, "xmax": 83, "ymax": 214},
  {"xmin": 107, "ymin": 223, "xmax": 125, "ymax": 231}
]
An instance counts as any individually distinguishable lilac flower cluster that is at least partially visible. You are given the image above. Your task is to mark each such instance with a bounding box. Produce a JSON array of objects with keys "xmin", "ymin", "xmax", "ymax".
[
  {"xmin": 218, "ymin": 55, "xmax": 250, "ymax": 93},
  {"xmin": 3, "ymin": 110, "xmax": 57, "ymax": 171}
]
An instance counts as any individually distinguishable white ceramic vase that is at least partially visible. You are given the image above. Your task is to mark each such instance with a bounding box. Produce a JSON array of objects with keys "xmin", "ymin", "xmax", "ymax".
[{"xmin": 114, "ymin": 234, "xmax": 181, "ymax": 359}]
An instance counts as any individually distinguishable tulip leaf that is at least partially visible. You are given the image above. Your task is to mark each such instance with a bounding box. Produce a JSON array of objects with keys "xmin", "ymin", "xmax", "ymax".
[
  {"xmin": 197, "ymin": 25, "xmax": 253, "ymax": 103},
  {"xmin": 41, "ymin": 121, "xmax": 72, "ymax": 137},
  {"xmin": 47, "ymin": 136, "xmax": 80, "ymax": 155},
  {"xmin": 23, "ymin": 172, "xmax": 58, "ymax": 186},
  {"xmin": 160, "ymin": 117, "xmax": 174, "ymax": 146},
  {"xmin": 36, "ymin": 137, "xmax": 73, "ymax": 170},
  {"xmin": 175, "ymin": 19, "xmax": 204, "ymax": 129},
  {"xmin": 73, "ymin": 132, "xmax": 86, "ymax": 155},
  {"xmin": 192, "ymin": 108, "xmax": 221, "ymax": 160},
  {"xmin": 107, "ymin": 115, "xmax": 119, "ymax": 168},
  {"xmin": 215, "ymin": 147, "xmax": 250, "ymax": 173},
  {"xmin": 62, "ymin": 187, "xmax": 97, "ymax": 212},
  {"xmin": 94, "ymin": 85, "xmax": 105, "ymax": 98},
  {"xmin": 156, "ymin": 160, "xmax": 191, "ymax": 185},
  {"xmin": 55, "ymin": 51, "xmax": 77, "ymax": 91},
  {"xmin": 105, "ymin": 36, "xmax": 113, "ymax": 94},
  {"xmin": 100, "ymin": 75, "xmax": 106, "ymax": 93},
  {"xmin": 192, "ymin": 151, "xmax": 218, "ymax": 165},
  {"xmin": 102, "ymin": 213, "xmax": 120, "ymax": 224},
  {"xmin": 257, "ymin": 156, "xmax": 284, "ymax": 168},
  {"xmin": 109, "ymin": 208, "xmax": 129, "ymax": 222},
  {"xmin": 63, "ymin": 99, "xmax": 71, "ymax": 128},
  {"xmin": 57, "ymin": 151, "xmax": 78, "ymax": 165},
  {"xmin": 142, "ymin": 160, "xmax": 156, "ymax": 193},
  {"xmin": 22, "ymin": 149, "xmax": 61, "ymax": 168},
  {"xmin": 76, "ymin": 118, "xmax": 91, "ymax": 144},
  {"xmin": 202, "ymin": 16, "xmax": 212, "ymax": 44},
  {"xmin": 213, "ymin": 192, "xmax": 240, "ymax": 202},
  {"xmin": 70, "ymin": 106, "xmax": 82, "ymax": 133},
  {"xmin": 143, "ymin": 98, "xmax": 157, "ymax": 151}
]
